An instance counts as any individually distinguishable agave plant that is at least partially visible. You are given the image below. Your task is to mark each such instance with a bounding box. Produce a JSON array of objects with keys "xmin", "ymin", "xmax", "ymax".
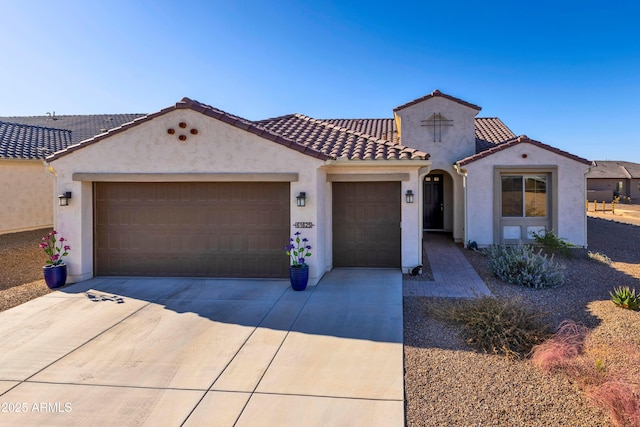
[{"xmin": 610, "ymin": 286, "xmax": 640, "ymax": 310}]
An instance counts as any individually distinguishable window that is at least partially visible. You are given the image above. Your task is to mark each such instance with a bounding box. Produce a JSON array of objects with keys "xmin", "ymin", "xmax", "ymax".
[{"xmin": 501, "ymin": 175, "xmax": 547, "ymax": 217}]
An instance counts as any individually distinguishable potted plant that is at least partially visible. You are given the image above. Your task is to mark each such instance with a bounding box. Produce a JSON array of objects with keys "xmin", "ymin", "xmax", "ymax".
[
  {"xmin": 39, "ymin": 230, "xmax": 70, "ymax": 289},
  {"xmin": 285, "ymin": 232, "xmax": 312, "ymax": 291}
]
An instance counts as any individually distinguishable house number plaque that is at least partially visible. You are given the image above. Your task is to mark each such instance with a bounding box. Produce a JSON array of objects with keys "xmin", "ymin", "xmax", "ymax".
[{"xmin": 294, "ymin": 222, "xmax": 314, "ymax": 229}]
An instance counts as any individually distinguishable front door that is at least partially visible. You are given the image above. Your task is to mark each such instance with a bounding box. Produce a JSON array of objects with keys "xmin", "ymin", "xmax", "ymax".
[{"xmin": 423, "ymin": 175, "xmax": 444, "ymax": 229}]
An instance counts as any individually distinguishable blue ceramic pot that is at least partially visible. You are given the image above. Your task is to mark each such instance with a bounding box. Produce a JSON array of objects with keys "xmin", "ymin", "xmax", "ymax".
[
  {"xmin": 289, "ymin": 265, "xmax": 309, "ymax": 291},
  {"xmin": 43, "ymin": 264, "xmax": 67, "ymax": 289}
]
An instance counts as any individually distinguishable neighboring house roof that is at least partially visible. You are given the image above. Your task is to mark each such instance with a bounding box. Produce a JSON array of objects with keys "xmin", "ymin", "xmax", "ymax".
[
  {"xmin": 257, "ymin": 114, "xmax": 429, "ymax": 160},
  {"xmin": 0, "ymin": 113, "xmax": 145, "ymax": 145},
  {"xmin": 589, "ymin": 161, "xmax": 640, "ymax": 179},
  {"xmin": 456, "ymin": 135, "xmax": 592, "ymax": 166},
  {"xmin": 48, "ymin": 98, "xmax": 331, "ymax": 161},
  {"xmin": 393, "ymin": 89, "xmax": 482, "ymax": 113},
  {"xmin": 0, "ymin": 121, "xmax": 72, "ymax": 160}
]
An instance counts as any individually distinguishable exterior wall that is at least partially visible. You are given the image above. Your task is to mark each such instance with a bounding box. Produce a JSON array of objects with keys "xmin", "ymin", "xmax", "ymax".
[
  {"xmin": 632, "ymin": 179, "xmax": 640, "ymax": 202},
  {"xmin": 394, "ymin": 97, "xmax": 478, "ymax": 241},
  {"xmin": 323, "ymin": 164, "xmax": 427, "ymax": 274},
  {"xmin": 0, "ymin": 159, "xmax": 54, "ymax": 234},
  {"xmin": 587, "ymin": 178, "xmax": 640, "ymax": 202},
  {"xmin": 464, "ymin": 143, "xmax": 589, "ymax": 247},
  {"xmin": 587, "ymin": 178, "xmax": 626, "ymax": 201},
  {"xmin": 49, "ymin": 109, "xmax": 326, "ymax": 284}
]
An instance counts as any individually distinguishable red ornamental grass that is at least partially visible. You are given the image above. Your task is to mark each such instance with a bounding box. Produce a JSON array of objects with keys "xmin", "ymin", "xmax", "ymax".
[
  {"xmin": 530, "ymin": 320, "xmax": 588, "ymax": 373},
  {"xmin": 587, "ymin": 380, "xmax": 640, "ymax": 427}
]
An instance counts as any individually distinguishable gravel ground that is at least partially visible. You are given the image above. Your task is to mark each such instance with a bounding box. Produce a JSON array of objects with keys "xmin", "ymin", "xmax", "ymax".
[
  {"xmin": 0, "ymin": 228, "xmax": 52, "ymax": 312},
  {"xmin": 405, "ymin": 216, "xmax": 640, "ymax": 427},
  {"xmin": 1, "ymin": 219, "xmax": 639, "ymax": 426}
]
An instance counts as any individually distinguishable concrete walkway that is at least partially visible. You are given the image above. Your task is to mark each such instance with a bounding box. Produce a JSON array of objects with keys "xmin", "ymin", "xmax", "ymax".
[
  {"xmin": 403, "ymin": 232, "xmax": 493, "ymax": 298},
  {"xmin": 0, "ymin": 269, "xmax": 403, "ymax": 426}
]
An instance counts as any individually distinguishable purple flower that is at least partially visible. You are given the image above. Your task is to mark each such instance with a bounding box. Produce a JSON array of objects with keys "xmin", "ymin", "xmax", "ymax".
[
  {"xmin": 59, "ymin": 237, "xmax": 65, "ymax": 242},
  {"xmin": 306, "ymin": 245, "xmax": 312, "ymax": 250},
  {"xmin": 39, "ymin": 243, "xmax": 48, "ymax": 249},
  {"xmin": 294, "ymin": 231, "xmax": 301, "ymax": 236},
  {"xmin": 64, "ymin": 245, "xmax": 71, "ymax": 251}
]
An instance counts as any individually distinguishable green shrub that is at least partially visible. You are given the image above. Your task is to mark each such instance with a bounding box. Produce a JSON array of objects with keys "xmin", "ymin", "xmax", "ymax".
[
  {"xmin": 610, "ymin": 286, "xmax": 640, "ymax": 310},
  {"xmin": 531, "ymin": 230, "xmax": 574, "ymax": 257},
  {"xmin": 487, "ymin": 244, "xmax": 566, "ymax": 289},
  {"xmin": 426, "ymin": 297, "xmax": 551, "ymax": 359}
]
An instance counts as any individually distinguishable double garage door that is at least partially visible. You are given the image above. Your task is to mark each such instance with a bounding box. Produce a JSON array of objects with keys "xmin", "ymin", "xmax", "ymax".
[{"xmin": 95, "ymin": 182, "xmax": 290, "ymax": 277}]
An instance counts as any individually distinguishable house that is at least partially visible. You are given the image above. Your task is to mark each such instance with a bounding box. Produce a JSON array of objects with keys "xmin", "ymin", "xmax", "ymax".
[
  {"xmin": 0, "ymin": 114, "xmax": 145, "ymax": 234},
  {"xmin": 44, "ymin": 90, "xmax": 591, "ymax": 285},
  {"xmin": 587, "ymin": 160, "xmax": 640, "ymax": 202},
  {"xmin": 0, "ymin": 122, "xmax": 71, "ymax": 234}
]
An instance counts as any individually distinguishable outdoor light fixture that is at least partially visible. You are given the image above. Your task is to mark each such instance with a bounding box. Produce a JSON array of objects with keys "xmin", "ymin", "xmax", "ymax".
[
  {"xmin": 296, "ymin": 192, "xmax": 307, "ymax": 207},
  {"xmin": 58, "ymin": 191, "xmax": 72, "ymax": 206},
  {"xmin": 405, "ymin": 190, "xmax": 414, "ymax": 203}
]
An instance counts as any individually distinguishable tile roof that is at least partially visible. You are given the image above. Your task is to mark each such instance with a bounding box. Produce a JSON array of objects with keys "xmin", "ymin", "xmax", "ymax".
[
  {"xmin": 475, "ymin": 117, "xmax": 517, "ymax": 153},
  {"xmin": 0, "ymin": 113, "xmax": 145, "ymax": 145},
  {"xmin": 0, "ymin": 121, "xmax": 72, "ymax": 160},
  {"xmin": 321, "ymin": 118, "xmax": 399, "ymax": 142},
  {"xmin": 320, "ymin": 117, "xmax": 515, "ymax": 153},
  {"xmin": 48, "ymin": 98, "xmax": 330, "ymax": 161},
  {"xmin": 256, "ymin": 114, "xmax": 429, "ymax": 160},
  {"xmin": 589, "ymin": 161, "xmax": 640, "ymax": 179},
  {"xmin": 393, "ymin": 89, "xmax": 482, "ymax": 113},
  {"xmin": 456, "ymin": 135, "xmax": 592, "ymax": 166}
]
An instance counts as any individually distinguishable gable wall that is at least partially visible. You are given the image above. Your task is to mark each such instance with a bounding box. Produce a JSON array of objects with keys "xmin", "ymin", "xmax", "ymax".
[
  {"xmin": 50, "ymin": 109, "xmax": 326, "ymax": 283},
  {"xmin": 464, "ymin": 143, "xmax": 589, "ymax": 246},
  {"xmin": 395, "ymin": 97, "xmax": 478, "ymax": 241}
]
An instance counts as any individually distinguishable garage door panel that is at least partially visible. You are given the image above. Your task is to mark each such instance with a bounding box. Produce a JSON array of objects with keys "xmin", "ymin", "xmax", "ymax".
[
  {"xmin": 95, "ymin": 182, "xmax": 290, "ymax": 277},
  {"xmin": 332, "ymin": 182, "xmax": 401, "ymax": 268}
]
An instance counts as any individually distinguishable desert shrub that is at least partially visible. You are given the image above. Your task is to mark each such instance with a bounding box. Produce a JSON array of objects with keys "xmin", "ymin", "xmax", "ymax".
[
  {"xmin": 487, "ymin": 244, "xmax": 566, "ymax": 289},
  {"xmin": 531, "ymin": 230, "xmax": 575, "ymax": 257},
  {"xmin": 588, "ymin": 250, "xmax": 612, "ymax": 265},
  {"xmin": 427, "ymin": 296, "xmax": 551, "ymax": 359},
  {"xmin": 610, "ymin": 286, "xmax": 640, "ymax": 310}
]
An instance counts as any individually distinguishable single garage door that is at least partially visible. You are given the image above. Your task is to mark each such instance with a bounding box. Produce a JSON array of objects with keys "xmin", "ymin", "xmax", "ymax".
[
  {"xmin": 332, "ymin": 182, "xmax": 401, "ymax": 268},
  {"xmin": 95, "ymin": 182, "xmax": 290, "ymax": 277}
]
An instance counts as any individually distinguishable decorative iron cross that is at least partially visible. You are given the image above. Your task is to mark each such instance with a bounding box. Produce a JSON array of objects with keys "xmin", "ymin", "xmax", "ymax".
[{"xmin": 421, "ymin": 113, "xmax": 453, "ymax": 142}]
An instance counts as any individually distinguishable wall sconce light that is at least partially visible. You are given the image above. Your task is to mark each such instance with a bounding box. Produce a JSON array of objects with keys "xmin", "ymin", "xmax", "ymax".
[
  {"xmin": 296, "ymin": 192, "xmax": 306, "ymax": 207},
  {"xmin": 405, "ymin": 190, "xmax": 414, "ymax": 204},
  {"xmin": 58, "ymin": 191, "xmax": 72, "ymax": 206}
]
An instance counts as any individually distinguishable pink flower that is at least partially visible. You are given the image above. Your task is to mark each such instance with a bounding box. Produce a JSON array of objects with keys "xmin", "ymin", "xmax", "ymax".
[
  {"xmin": 59, "ymin": 237, "xmax": 65, "ymax": 242},
  {"xmin": 39, "ymin": 243, "xmax": 48, "ymax": 249},
  {"xmin": 51, "ymin": 254, "xmax": 59, "ymax": 261},
  {"xmin": 64, "ymin": 245, "xmax": 70, "ymax": 251}
]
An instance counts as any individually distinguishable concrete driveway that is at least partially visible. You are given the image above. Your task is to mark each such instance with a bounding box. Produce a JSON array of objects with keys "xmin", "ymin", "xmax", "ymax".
[{"xmin": 0, "ymin": 269, "xmax": 403, "ymax": 426}]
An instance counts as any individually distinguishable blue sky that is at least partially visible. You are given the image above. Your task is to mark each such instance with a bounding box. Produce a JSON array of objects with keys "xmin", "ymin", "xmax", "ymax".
[{"xmin": 1, "ymin": 0, "xmax": 639, "ymax": 162}]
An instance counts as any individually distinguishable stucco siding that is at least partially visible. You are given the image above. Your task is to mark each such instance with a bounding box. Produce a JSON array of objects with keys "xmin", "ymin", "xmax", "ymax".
[
  {"xmin": 464, "ymin": 142, "xmax": 589, "ymax": 247},
  {"xmin": 0, "ymin": 160, "xmax": 53, "ymax": 234},
  {"xmin": 50, "ymin": 109, "xmax": 326, "ymax": 283}
]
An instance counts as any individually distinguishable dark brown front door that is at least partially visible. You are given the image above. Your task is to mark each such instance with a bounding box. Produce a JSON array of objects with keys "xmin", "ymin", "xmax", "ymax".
[
  {"xmin": 423, "ymin": 174, "xmax": 444, "ymax": 229},
  {"xmin": 332, "ymin": 182, "xmax": 401, "ymax": 268},
  {"xmin": 94, "ymin": 182, "xmax": 290, "ymax": 277}
]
